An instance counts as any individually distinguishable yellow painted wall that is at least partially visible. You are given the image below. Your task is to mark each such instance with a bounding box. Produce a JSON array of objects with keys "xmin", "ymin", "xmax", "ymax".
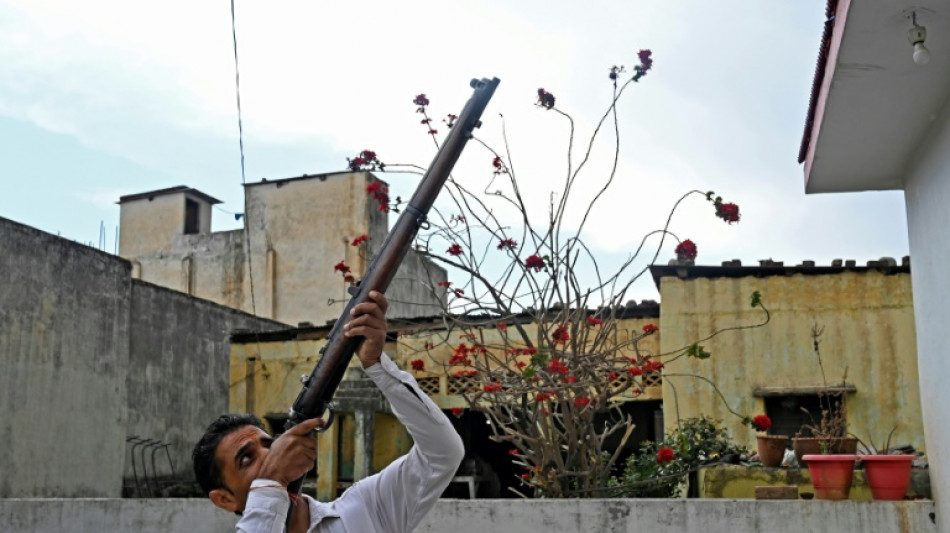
[{"xmin": 657, "ymin": 271, "xmax": 922, "ymax": 452}]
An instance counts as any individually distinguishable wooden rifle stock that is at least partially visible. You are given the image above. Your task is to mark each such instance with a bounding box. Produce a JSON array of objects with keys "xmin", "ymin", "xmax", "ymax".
[{"xmin": 282, "ymin": 77, "xmax": 499, "ymax": 509}]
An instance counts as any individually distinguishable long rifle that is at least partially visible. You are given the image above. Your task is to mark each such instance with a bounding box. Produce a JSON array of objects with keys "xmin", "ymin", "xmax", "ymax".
[{"xmin": 283, "ymin": 77, "xmax": 500, "ymax": 508}]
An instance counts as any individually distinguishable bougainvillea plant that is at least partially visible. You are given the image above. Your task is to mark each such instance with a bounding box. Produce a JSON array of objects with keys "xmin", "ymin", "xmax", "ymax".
[{"xmin": 342, "ymin": 48, "xmax": 769, "ymax": 498}]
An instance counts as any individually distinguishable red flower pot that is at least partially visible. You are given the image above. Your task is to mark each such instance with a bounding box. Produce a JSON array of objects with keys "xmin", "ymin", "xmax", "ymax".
[
  {"xmin": 859, "ymin": 455, "xmax": 915, "ymax": 500},
  {"xmin": 803, "ymin": 454, "xmax": 856, "ymax": 500}
]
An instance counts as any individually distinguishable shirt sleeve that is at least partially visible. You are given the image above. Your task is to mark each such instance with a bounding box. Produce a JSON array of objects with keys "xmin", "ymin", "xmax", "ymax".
[
  {"xmin": 235, "ymin": 480, "xmax": 291, "ymax": 533},
  {"xmin": 343, "ymin": 354, "xmax": 465, "ymax": 532}
]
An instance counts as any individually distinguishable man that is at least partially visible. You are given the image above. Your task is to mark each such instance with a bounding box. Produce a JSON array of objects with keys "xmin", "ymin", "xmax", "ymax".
[{"xmin": 192, "ymin": 291, "xmax": 464, "ymax": 532}]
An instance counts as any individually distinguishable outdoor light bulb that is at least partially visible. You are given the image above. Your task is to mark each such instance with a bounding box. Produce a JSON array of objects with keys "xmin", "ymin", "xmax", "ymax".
[{"xmin": 913, "ymin": 42, "xmax": 931, "ymax": 65}]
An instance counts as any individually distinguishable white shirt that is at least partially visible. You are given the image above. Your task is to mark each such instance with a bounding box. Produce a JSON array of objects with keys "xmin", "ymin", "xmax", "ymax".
[{"xmin": 236, "ymin": 354, "xmax": 465, "ymax": 533}]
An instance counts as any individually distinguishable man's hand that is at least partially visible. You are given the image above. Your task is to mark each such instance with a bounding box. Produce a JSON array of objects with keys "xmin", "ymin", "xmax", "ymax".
[
  {"xmin": 344, "ymin": 290, "xmax": 388, "ymax": 369},
  {"xmin": 257, "ymin": 418, "xmax": 324, "ymax": 487}
]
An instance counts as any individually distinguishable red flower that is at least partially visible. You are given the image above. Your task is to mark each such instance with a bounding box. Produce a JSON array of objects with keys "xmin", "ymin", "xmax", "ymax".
[
  {"xmin": 497, "ymin": 238, "xmax": 518, "ymax": 251},
  {"xmin": 574, "ymin": 396, "xmax": 591, "ymax": 407},
  {"xmin": 483, "ymin": 382, "xmax": 503, "ymax": 393},
  {"xmin": 451, "ymin": 407, "xmax": 464, "ymax": 418},
  {"xmin": 497, "ymin": 322, "xmax": 507, "ymax": 331},
  {"xmin": 644, "ymin": 359, "xmax": 664, "ymax": 373},
  {"xmin": 366, "ymin": 181, "xmax": 390, "ymax": 212},
  {"xmin": 536, "ymin": 88, "xmax": 556, "ymax": 109},
  {"xmin": 413, "ymin": 93, "xmax": 430, "ymax": 107},
  {"xmin": 492, "ymin": 156, "xmax": 507, "ymax": 174},
  {"xmin": 437, "ymin": 281, "xmax": 452, "ymax": 288},
  {"xmin": 638, "ymin": 49, "xmax": 653, "ymax": 72},
  {"xmin": 447, "ymin": 243, "xmax": 464, "ymax": 256},
  {"xmin": 421, "ymin": 118, "xmax": 431, "ymax": 124},
  {"xmin": 523, "ymin": 347, "xmax": 538, "ymax": 356},
  {"xmin": 552, "ymin": 325, "xmax": 570, "ymax": 345},
  {"xmin": 642, "ymin": 324, "xmax": 659, "ymax": 334},
  {"xmin": 546, "ymin": 360, "xmax": 570, "ymax": 374},
  {"xmin": 444, "ymin": 114, "xmax": 457, "ymax": 127},
  {"xmin": 453, "ymin": 288, "xmax": 465, "ymax": 298},
  {"xmin": 586, "ymin": 316, "xmax": 603, "ymax": 327},
  {"xmin": 715, "ymin": 201, "xmax": 741, "ymax": 224},
  {"xmin": 428, "ymin": 129, "xmax": 438, "ymax": 135},
  {"xmin": 334, "ymin": 260, "xmax": 351, "ymax": 274},
  {"xmin": 525, "ymin": 254, "xmax": 545, "ymax": 272},
  {"xmin": 657, "ymin": 447, "xmax": 674, "ymax": 463},
  {"xmin": 607, "ymin": 371, "xmax": 619, "ymax": 381},
  {"xmin": 343, "ymin": 274, "xmax": 355, "ymax": 283},
  {"xmin": 675, "ymin": 239, "xmax": 697, "ymax": 261},
  {"xmin": 351, "ymin": 234, "xmax": 370, "ymax": 247},
  {"xmin": 752, "ymin": 414, "xmax": 772, "ymax": 432},
  {"xmin": 508, "ymin": 448, "xmax": 519, "ymax": 455},
  {"xmin": 410, "ymin": 359, "xmax": 425, "ymax": 371},
  {"xmin": 535, "ymin": 391, "xmax": 554, "ymax": 402},
  {"xmin": 516, "ymin": 361, "xmax": 527, "ymax": 368},
  {"xmin": 627, "ymin": 367, "xmax": 643, "ymax": 377},
  {"xmin": 520, "ymin": 472, "xmax": 530, "ymax": 480},
  {"xmin": 563, "ymin": 375, "xmax": 578, "ymax": 384}
]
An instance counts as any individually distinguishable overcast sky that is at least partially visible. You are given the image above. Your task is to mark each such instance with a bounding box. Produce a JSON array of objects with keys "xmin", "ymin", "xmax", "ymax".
[{"xmin": 0, "ymin": 1, "xmax": 909, "ymax": 301}]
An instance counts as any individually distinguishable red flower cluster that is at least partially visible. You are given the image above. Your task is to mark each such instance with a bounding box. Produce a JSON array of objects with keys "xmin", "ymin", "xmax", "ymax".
[
  {"xmin": 453, "ymin": 369, "xmax": 478, "ymax": 378},
  {"xmin": 638, "ymin": 49, "xmax": 653, "ymax": 72},
  {"xmin": 453, "ymin": 288, "xmax": 465, "ymax": 298},
  {"xmin": 525, "ymin": 254, "xmax": 545, "ymax": 272},
  {"xmin": 536, "ymin": 88, "xmax": 555, "ymax": 109},
  {"xmin": 535, "ymin": 391, "xmax": 554, "ymax": 402},
  {"xmin": 483, "ymin": 382, "xmax": 503, "ymax": 393},
  {"xmin": 552, "ymin": 325, "xmax": 570, "ymax": 345},
  {"xmin": 451, "ymin": 407, "xmax": 465, "ymax": 417},
  {"xmin": 444, "ymin": 114, "xmax": 457, "ymax": 128},
  {"xmin": 607, "ymin": 371, "xmax": 619, "ymax": 381},
  {"xmin": 627, "ymin": 367, "xmax": 643, "ymax": 377},
  {"xmin": 447, "ymin": 243, "xmax": 464, "ymax": 256},
  {"xmin": 497, "ymin": 238, "xmax": 517, "ymax": 251},
  {"xmin": 547, "ymin": 359, "xmax": 570, "ymax": 374},
  {"xmin": 449, "ymin": 343, "xmax": 474, "ymax": 366},
  {"xmin": 437, "ymin": 281, "xmax": 452, "ymax": 288},
  {"xmin": 675, "ymin": 239, "xmax": 697, "ymax": 261},
  {"xmin": 574, "ymin": 397, "xmax": 591, "ymax": 407},
  {"xmin": 643, "ymin": 359, "xmax": 664, "ymax": 373},
  {"xmin": 366, "ymin": 181, "xmax": 390, "ymax": 212},
  {"xmin": 348, "ymin": 149, "xmax": 383, "ymax": 172},
  {"xmin": 657, "ymin": 446, "xmax": 674, "ymax": 463},
  {"xmin": 642, "ymin": 323, "xmax": 659, "ymax": 334},
  {"xmin": 715, "ymin": 201, "xmax": 740, "ymax": 224},
  {"xmin": 427, "ymin": 128, "xmax": 438, "ymax": 136},
  {"xmin": 413, "ymin": 93, "xmax": 430, "ymax": 108},
  {"xmin": 608, "ymin": 65, "xmax": 625, "ymax": 81},
  {"xmin": 563, "ymin": 375, "xmax": 578, "ymax": 384},
  {"xmin": 351, "ymin": 234, "xmax": 370, "ymax": 247},
  {"xmin": 752, "ymin": 414, "xmax": 772, "ymax": 432},
  {"xmin": 333, "ymin": 260, "xmax": 351, "ymax": 274},
  {"xmin": 497, "ymin": 322, "xmax": 507, "ymax": 331},
  {"xmin": 410, "ymin": 359, "xmax": 425, "ymax": 372},
  {"xmin": 586, "ymin": 316, "xmax": 603, "ymax": 327}
]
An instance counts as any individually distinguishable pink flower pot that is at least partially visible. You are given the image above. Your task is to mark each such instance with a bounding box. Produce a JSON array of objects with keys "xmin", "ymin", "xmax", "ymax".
[
  {"xmin": 859, "ymin": 455, "xmax": 915, "ymax": 500},
  {"xmin": 803, "ymin": 454, "xmax": 856, "ymax": 500}
]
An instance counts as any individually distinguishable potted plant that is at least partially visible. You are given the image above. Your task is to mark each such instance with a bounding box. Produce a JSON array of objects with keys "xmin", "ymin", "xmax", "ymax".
[
  {"xmin": 857, "ymin": 426, "xmax": 916, "ymax": 500},
  {"xmin": 792, "ymin": 326, "xmax": 857, "ymax": 465},
  {"xmin": 751, "ymin": 414, "xmax": 788, "ymax": 468}
]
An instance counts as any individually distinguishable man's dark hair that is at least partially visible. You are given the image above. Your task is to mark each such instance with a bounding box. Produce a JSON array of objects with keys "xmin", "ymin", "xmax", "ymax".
[{"xmin": 192, "ymin": 413, "xmax": 265, "ymax": 495}]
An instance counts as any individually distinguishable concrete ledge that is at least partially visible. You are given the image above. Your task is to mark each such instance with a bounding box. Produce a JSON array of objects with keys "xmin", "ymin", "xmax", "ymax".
[{"xmin": 0, "ymin": 498, "xmax": 937, "ymax": 533}]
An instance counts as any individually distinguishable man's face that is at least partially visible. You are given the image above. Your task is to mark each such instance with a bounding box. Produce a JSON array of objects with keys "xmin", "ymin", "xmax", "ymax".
[{"xmin": 208, "ymin": 425, "xmax": 274, "ymax": 513}]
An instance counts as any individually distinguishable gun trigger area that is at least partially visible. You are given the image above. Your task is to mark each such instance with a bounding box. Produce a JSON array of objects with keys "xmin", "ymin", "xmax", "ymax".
[{"xmin": 312, "ymin": 408, "xmax": 336, "ymax": 434}]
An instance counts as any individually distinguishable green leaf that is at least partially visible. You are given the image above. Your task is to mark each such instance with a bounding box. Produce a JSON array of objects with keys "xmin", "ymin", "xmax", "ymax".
[
  {"xmin": 522, "ymin": 367, "xmax": 536, "ymax": 378},
  {"xmin": 750, "ymin": 290, "xmax": 762, "ymax": 308},
  {"xmin": 686, "ymin": 343, "xmax": 711, "ymax": 359}
]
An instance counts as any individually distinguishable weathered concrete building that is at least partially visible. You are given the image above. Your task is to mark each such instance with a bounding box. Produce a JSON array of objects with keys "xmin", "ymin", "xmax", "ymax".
[
  {"xmin": 0, "ymin": 216, "xmax": 286, "ymax": 498},
  {"xmin": 651, "ymin": 258, "xmax": 922, "ymax": 453},
  {"xmin": 118, "ymin": 171, "xmax": 448, "ymax": 327}
]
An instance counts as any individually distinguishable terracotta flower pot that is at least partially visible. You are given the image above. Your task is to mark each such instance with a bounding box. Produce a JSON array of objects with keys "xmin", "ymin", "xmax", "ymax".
[
  {"xmin": 793, "ymin": 437, "xmax": 858, "ymax": 465},
  {"xmin": 803, "ymin": 454, "xmax": 856, "ymax": 500},
  {"xmin": 756, "ymin": 435, "xmax": 789, "ymax": 467},
  {"xmin": 859, "ymin": 455, "xmax": 915, "ymax": 500}
]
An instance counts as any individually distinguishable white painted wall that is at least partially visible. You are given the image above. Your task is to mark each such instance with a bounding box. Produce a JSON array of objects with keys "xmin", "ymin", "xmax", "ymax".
[
  {"xmin": 0, "ymin": 499, "xmax": 936, "ymax": 533},
  {"xmin": 904, "ymin": 97, "xmax": 950, "ymax": 531}
]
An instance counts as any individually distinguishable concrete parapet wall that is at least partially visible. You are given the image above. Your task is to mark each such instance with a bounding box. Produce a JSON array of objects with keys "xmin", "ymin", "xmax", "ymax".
[{"xmin": 0, "ymin": 499, "xmax": 936, "ymax": 533}]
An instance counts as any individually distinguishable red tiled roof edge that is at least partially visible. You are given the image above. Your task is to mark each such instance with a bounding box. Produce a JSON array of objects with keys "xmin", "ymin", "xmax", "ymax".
[{"xmin": 798, "ymin": 0, "xmax": 840, "ymax": 164}]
